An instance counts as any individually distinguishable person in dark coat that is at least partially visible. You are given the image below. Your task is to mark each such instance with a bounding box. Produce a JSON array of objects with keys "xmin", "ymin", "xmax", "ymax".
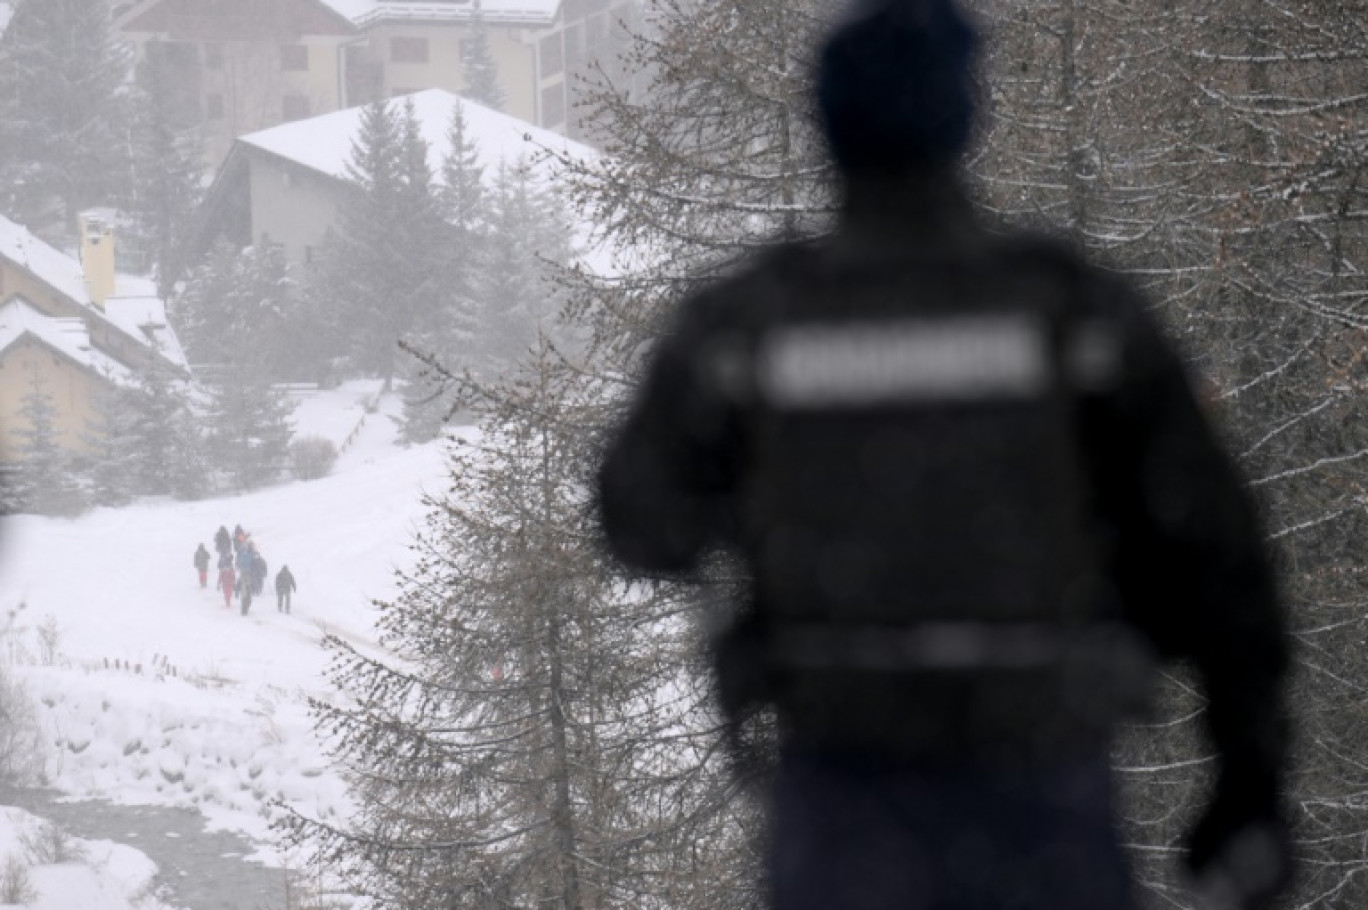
[
  {"xmin": 595, "ymin": 3, "xmax": 1291, "ymax": 909},
  {"xmin": 193, "ymin": 544, "xmax": 211, "ymax": 588},
  {"xmin": 251, "ymin": 545, "xmax": 268, "ymax": 596},
  {"xmin": 214, "ymin": 526, "xmax": 231, "ymax": 558},
  {"xmin": 275, "ymin": 565, "xmax": 297, "ymax": 614}
]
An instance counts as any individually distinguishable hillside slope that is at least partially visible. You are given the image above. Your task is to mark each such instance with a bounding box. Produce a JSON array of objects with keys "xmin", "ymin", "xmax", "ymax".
[{"xmin": 0, "ymin": 390, "xmax": 452, "ymax": 868}]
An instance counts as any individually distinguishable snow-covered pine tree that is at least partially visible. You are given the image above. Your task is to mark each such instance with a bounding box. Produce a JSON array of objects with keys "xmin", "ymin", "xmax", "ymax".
[
  {"xmin": 174, "ymin": 239, "xmax": 301, "ymax": 383},
  {"xmin": 969, "ymin": 1, "xmax": 1368, "ymax": 902},
  {"xmin": 171, "ymin": 239, "xmax": 238, "ymax": 368},
  {"xmin": 122, "ymin": 355, "xmax": 207, "ymax": 501},
  {"xmin": 0, "ymin": 0, "xmax": 132, "ymax": 235},
  {"xmin": 309, "ymin": 100, "xmax": 403, "ymax": 380},
  {"xmin": 128, "ymin": 41, "xmax": 206, "ymax": 295},
  {"xmin": 204, "ymin": 372, "xmax": 293, "ymax": 493},
  {"xmin": 388, "ymin": 99, "xmax": 456, "ymax": 385},
  {"xmin": 291, "ymin": 343, "xmax": 736, "ymax": 910},
  {"xmin": 477, "ymin": 162, "xmax": 573, "ymax": 378},
  {"xmin": 565, "ymin": 0, "xmax": 833, "ymax": 358},
  {"xmin": 461, "ymin": 8, "xmax": 506, "ymax": 112},
  {"xmin": 310, "ymin": 98, "xmax": 458, "ymax": 389},
  {"xmin": 441, "ymin": 103, "xmax": 486, "ymax": 240},
  {"xmin": 178, "ymin": 240, "xmax": 298, "ymax": 493},
  {"xmin": 80, "ymin": 376, "xmax": 139, "ymax": 508},
  {"xmin": 12, "ymin": 367, "xmax": 85, "ymax": 516},
  {"xmin": 398, "ymin": 104, "xmax": 490, "ymax": 446}
]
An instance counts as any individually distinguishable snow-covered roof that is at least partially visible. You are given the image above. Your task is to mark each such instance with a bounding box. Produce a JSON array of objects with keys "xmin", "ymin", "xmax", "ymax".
[
  {"xmin": 0, "ymin": 298, "xmax": 132, "ymax": 384},
  {"xmin": 320, "ymin": 0, "xmax": 561, "ymax": 27},
  {"xmin": 104, "ymin": 296, "xmax": 189, "ymax": 369},
  {"xmin": 115, "ymin": 273, "xmax": 158, "ymax": 299},
  {"xmin": 0, "ymin": 214, "xmax": 186, "ymax": 371},
  {"xmin": 240, "ymin": 88, "xmax": 594, "ymax": 191},
  {"xmin": 0, "ymin": 214, "xmax": 93, "ymax": 309}
]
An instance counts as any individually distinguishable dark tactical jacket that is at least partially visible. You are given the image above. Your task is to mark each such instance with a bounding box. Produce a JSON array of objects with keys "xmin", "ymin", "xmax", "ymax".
[{"xmin": 598, "ymin": 176, "xmax": 1287, "ymax": 788}]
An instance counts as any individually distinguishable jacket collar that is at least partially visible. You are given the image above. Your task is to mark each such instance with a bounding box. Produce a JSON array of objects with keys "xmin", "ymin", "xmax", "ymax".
[{"xmin": 835, "ymin": 170, "xmax": 983, "ymax": 254}]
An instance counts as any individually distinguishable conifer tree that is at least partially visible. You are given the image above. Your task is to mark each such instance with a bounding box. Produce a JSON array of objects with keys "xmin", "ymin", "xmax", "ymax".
[
  {"xmin": 123, "ymin": 357, "xmax": 207, "ymax": 500},
  {"xmin": 175, "ymin": 239, "xmax": 300, "ymax": 382},
  {"xmin": 312, "ymin": 99, "xmax": 460, "ymax": 388},
  {"xmin": 461, "ymin": 10, "xmax": 506, "ymax": 112},
  {"xmin": 397, "ymin": 104, "xmax": 489, "ymax": 445},
  {"xmin": 441, "ymin": 104, "xmax": 486, "ymax": 238},
  {"xmin": 478, "ymin": 163, "xmax": 573, "ymax": 377},
  {"xmin": 316, "ymin": 4, "xmax": 837, "ymax": 908},
  {"xmin": 0, "ymin": 0, "xmax": 132, "ymax": 234},
  {"xmin": 567, "ymin": 0, "xmax": 831, "ymax": 350},
  {"xmin": 80, "ymin": 376, "xmax": 139, "ymax": 508},
  {"xmin": 173, "ymin": 239, "xmax": 239, "ymax": 367},
  {"xmin": 205, "ymin": 374, "xmax": 294, "ymax": 493},
  {"xmin": 314, "ymin": 99, "xmax": 403, "ymax": 379},
  {"xmin": 292, "ymin": 344, "xmax": 737, "ymax": 910},
  {"xmin": 968, "ymin": 2, "xmax": 1368, "ymax": 903},
  {"xmin": 12, "ymin": 368, "xmax": 85, "ymax": 516},
  {"xmin": 128, "ymin": 42, "xmax": 206, "ymax": 295},
  {"xmin": 176, "ymin": 241, "xmax": 297, "ymax": 492},
  {"xmin": 388, "ymin": 99, "xmax": 456, "ymax": 385}
]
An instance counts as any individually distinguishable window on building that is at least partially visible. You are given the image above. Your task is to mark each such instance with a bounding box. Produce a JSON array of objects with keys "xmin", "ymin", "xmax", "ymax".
[
  {"xmin": 281, "ymin": 44, "xmax": 310, "ymax": 71},
  {"xmin": 204, "ymin": 43, "xmax": 223, "ymax": 70},
  {"xmin": 391, "ymin": 36, "xmax": 429, "ymax": 64},
  {"xmin": 539, "ymin": 32, "xmax": 563, "ymax": 78},
  {"xmin": 541, "ymin": 82, "xmax": 566, "ymax": 128},
  {"xmin": 283, "ymin": 93, "xmax": 311, "ymax": 121},
  {"xmin": 206, "ymin": 93, "xmax": 225, "ymax": 120}
]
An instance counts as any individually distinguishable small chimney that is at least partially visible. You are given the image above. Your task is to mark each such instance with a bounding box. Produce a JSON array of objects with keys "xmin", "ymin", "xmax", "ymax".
[{"xmin": 79, "ymin": 210, "xmax": 117, "ymax": 310}]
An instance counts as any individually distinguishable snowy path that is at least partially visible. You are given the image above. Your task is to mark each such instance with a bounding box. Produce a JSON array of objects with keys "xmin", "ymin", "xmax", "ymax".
[{"xmin": 0, "ymin": 389, "xmax": 462, "ymax": 906}]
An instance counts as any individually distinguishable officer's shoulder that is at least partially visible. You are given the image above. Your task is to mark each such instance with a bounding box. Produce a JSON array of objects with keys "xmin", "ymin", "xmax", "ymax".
[
  {"xmin": 995, "ymin": 231, "xmax": 1149, "ymax": 313},
  {"xmin": 987, "ymin": 230, "xmax": 1092, "ymax": 280},
  {"xmin": 675, "ymin": 240, "xmax": 820, "ymax": 323}
]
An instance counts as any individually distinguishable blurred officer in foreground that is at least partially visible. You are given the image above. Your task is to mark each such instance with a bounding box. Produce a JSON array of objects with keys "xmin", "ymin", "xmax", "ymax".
[{"xmin": 597, "ymin": 0, "xmax": 1292, "ymax": 908}]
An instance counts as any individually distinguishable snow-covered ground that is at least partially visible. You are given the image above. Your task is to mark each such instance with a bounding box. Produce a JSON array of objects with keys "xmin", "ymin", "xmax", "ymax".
[
  {"xmin": 0, "ymin": 805, "xmax": 170, "ymax": 910},
  {"xmin": 0, "ymin": 384, "xmax": 457, "ymax": 908}
]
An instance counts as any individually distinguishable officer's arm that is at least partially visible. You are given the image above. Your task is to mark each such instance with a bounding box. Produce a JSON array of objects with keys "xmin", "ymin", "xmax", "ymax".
[
  {"xmin": 1090, "ymin": 282, "xmax": 1290, "ymax": 887},
  {"xmin": 598, "ymin": 301, "xmax": 741, "ymax": 574}
]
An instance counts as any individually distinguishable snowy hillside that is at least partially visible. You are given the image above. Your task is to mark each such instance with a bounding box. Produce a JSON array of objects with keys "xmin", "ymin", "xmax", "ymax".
[{"xmin": 0, "ymin": 386, "xmax": 456, "ymax": 907}]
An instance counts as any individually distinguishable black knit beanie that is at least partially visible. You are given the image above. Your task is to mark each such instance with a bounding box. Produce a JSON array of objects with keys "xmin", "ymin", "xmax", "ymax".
[{"xmin": 816, "ymin": 0, "xmax": 980, "ymax": 173}]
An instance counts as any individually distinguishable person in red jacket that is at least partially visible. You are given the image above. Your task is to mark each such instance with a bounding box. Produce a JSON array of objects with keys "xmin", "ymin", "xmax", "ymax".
[{"xmin": 217, "ymin": 553, "xmax": 235, "ymax": 608}]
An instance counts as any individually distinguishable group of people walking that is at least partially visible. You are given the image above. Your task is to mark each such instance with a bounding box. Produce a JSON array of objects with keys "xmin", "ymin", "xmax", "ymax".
[{"xmin": 194, "ymin": 524, "xmax": 297, "ymax": 616}]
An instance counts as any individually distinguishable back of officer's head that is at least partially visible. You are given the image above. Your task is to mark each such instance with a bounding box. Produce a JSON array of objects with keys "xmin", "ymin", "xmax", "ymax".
[{"xmin": 816, "ymin": 0, "xmax": 979, "ymax": 175}]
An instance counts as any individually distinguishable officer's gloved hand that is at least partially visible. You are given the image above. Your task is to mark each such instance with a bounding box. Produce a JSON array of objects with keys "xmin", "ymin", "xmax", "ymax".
[{"xmin": 1185, "ymin": 784, "xmax": 1292, "ymax": 910}]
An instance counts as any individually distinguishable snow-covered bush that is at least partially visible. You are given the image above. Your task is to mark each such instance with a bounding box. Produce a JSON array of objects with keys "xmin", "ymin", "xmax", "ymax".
[
  {"xmin": 0, "ymin": 662, "xmax": 44, "ymax": 786},
  {"xmin": 289, "ymin": 437, "xmax": 338, "ymax": 481},
  {"xmin": 20, "ymin": 821, "xmax": 84, "ymax": 865},
  {"xmin": 0, "ymin": 853, "xmax": 36, "ymax": 905}
]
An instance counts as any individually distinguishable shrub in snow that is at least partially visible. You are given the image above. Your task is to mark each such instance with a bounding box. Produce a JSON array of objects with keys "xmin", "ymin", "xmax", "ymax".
[
  {"xmin": 0, "ymin": 664, "xmax": 44, "ymax": 786},
  {"xmin": 289, "ymin": 436, "xmax": 339, "ymax": 481},
  {"xmin": 0, "ymin": 854, "xmax": 36, "ymax": 905},
  {"xmin": 21, "ymin": 822, "xmax": 85, "ymax": 865}
]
